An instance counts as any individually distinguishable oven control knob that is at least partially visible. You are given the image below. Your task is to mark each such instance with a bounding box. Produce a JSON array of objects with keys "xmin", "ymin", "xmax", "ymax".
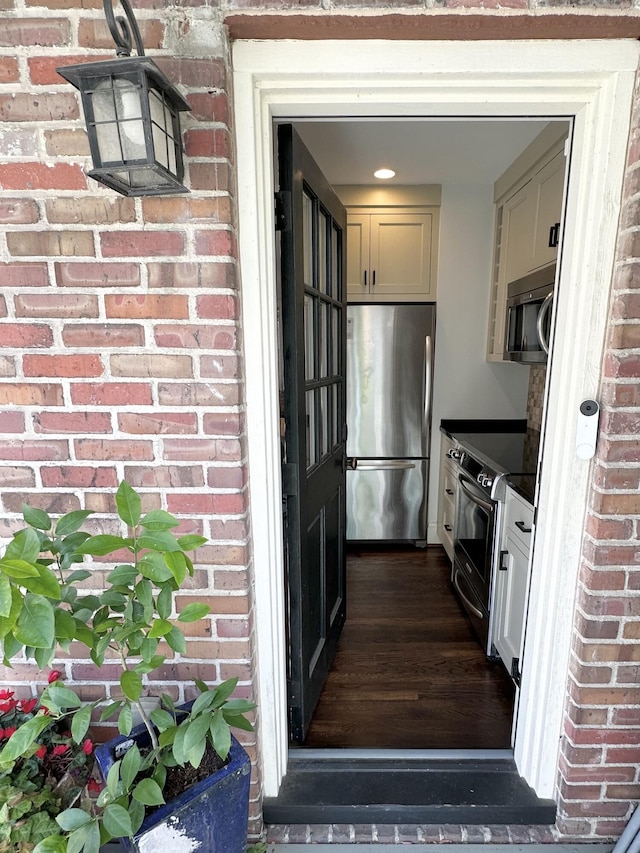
[
  {"xmin": 478, "ymin": 473, "xmax": 494, "ymax": 488},
  {"xmin": 447, "ymin": 449, "xmax": 464, "ymax": 461}
]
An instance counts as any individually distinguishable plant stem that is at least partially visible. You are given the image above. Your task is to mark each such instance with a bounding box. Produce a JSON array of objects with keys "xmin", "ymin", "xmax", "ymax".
[{"xmin": 120, "ymin": 652, "xmax": 158, "ymax": 751}]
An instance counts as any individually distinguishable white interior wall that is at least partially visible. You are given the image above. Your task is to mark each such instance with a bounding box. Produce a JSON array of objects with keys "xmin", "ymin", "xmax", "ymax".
[{"xmin": 427, "ymin": 183, "xmax": 530, "ymax": 541}]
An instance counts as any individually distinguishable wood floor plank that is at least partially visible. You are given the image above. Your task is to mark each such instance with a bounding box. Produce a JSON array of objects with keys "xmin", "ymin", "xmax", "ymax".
[{"xmin": 301, "ymin": 546, "xmax": 515, "ymax": 749}]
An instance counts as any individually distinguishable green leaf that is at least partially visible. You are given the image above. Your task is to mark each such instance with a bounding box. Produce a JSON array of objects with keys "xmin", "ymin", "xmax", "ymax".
[
  {"xmin": 172, "ymin": 722, "xmax": 187, "ymax": 765},
  {"xmin": 0, "ymin": 573, "xmax": 11, "ymax": 618},
  {"xmin": 134, "ymin": 654, "xmax": 165, "ymax": 675},
  {"xmin": 0, "ymin": 713, "xmax": 51, "ymax": 762},
  {"xmin": 120, "ymin": 671, "xmax": 142, "ymax": 702},
  {"xmin": 55, "ymin": 509, "xmax": 93, "ymax": 536},
  {"xmin": 222, "ymin": 712, "xmax": 254, "ymax": 732},
  {"xmin": 139, "ymin": 509, "xmax": 179, "ymax": 531},
  {"xmin": 45, "ymin": 682, "xmax": 82, "ymax": 709},
  {"xmin": 150, "ymin": 709, "xmax": 175, "ymax": 731},
  {"xmin": 100, "ymin": 700, "xmax": 122, "ymax": 722},
  {"xmin": 222, "ymin": 698, "xmax": 257, "ymax": 714},
  {"xmin": 116, "ymin": 481, "xmax": 142, "ymax": 528},
  {"xmin": 184, "ymin": 713, "xmax": 210, "ymax": 761},
  {"xmin": 107, "ymin": 564, "xmax": 138, "ymax": 586},
  {"xmin": 211, "ymin": 677, "xmax": 239, "ymax": 707},
  {"xmin": 163, "ymin": 551, "xmax": 187, "ymax": 585},
  {"xmin": 33, "ymin": 836, "xmax": 68, "ymax": 853},
  {"xmin": 103, "ymin": 803, "xmax": 133, "ymax": 839},
  {"xmin": 118, "ymin": 702, "xmax": 133, "ymax": 736},
  {"xmin": 34, "ymin": 644, "xmax": 55, "ymax": 669},
  {"xmin": 22, "ymin": 504, "xmax": 52, "ymax": 531},
  {"xmin": 148, "ymin": 618, "xmax": 172, "ymax": 639},
  {"xmin": 120, "ymin": 742, "xmax": 142, "ymax": 790},
  {"xmin": 67, "ymin": 820, "xmax": 100, "ymax": 853},
  {"xmin": 156, "ymin": 584, "xmax": 172, "ymax": 620},
  {"xmin": 161, "ymin": 692, "xmax": 175, "ymax": 713},
  {"xmin": 0, "ymin": 558, "xmax": 40, "ymax": 579},
  {"xmin": 138, "ymin": 530, "xmax": 180, "ymax": 553},
  {"xmin": 209, "ymin": 710, "xmax": 231, "ymax": 760},
  {"xmin": 71, "ymin": 704, "xmax": 92, "ymax": 743},
  {"xmin": 178, "ymin": 603, "xmax": 210, "ymax": 623},
  {"xmin": 128, "ymin": 797, "xmax": 145, "ymax": 835},
  {"xmin": 140, "ymin": 636, "xmax": 158, "ymax": 662},
  {"xmin": 55, "ymin": 608, "xmax": 77, "ymax": 642},
  {"xmin": 14, "ymin": 593, "xmax": 55, "ymax": 649},
  {"xmin": 76, "ymin": 535, "xmax": 131, "ymax": 556},
  {"xmin": 165, "ymin": 625, "xmax": 186, "ymax": 654},
  {"xmin": 106, "ymin": 759, "xmax": 122, "ymax": 798},
  {"xmin": 65, "ymin": 569, "xmax": 92, "ymax": 583},
  {"xmin": 0, "ymin": 587, "xmax": 22, "ymax": 638},
  {"xmin": 21, "ymin": 564, "xmax": 62, "ymax": 600},
  {"xmin": 190, "ymin": 690, "xmax": 215, "ymax": 717},
  {"xmin": 176, "ymin": 534, "xmax": 208, "ymax": 552},
  {"xmin": 56, "ymin": 808, "xmax": 91, "ymax": 832},
  {"xmin": 138, "ymin": 553, "xmax": 173, "ymax": 584},
  {"xmin": 6, "ymin": 527, "xmax": 42, "ymax": 563},
  {"xmin": 132, "ymin": 778, "xmax": 164, "ymax": 806}
]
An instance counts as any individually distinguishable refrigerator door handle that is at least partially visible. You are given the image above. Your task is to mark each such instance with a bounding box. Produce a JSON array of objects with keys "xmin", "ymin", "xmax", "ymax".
[
  {"xmin": 355, "ymin": 460, "xmax": 416, "ymax": 471},
  {"xmin": 424, "ymin": 334, "xmax": 433, "ymax": 454}
]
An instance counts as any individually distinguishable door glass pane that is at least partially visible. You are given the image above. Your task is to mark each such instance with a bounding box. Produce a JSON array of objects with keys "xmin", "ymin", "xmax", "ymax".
[
  {"xmin": 320, "ymin": 385, "xmax": 329, "ymax": 458},
  {"xmin": 306, "ymin": 389, "xmax": 317, "ymax": 469},
  {"xmin": 332, "ymin": 223, "xmax": 340, "ymax": 301},
  {"xmin": 318, "ymin": 210, "xmax": 328, "ymax": 294},
  {"xmin": 331, "ymin": 383, "xmax": 339, "ymax": 448},
  {"xmin": 303, "ymin": 191, "xmax": 313, "ymax": 288},
  {"xmin": 304, "ymin": 295, "xmax": 315, "ymax": 380},
  {"xmin": 332, "ymin": 307, "xmax": 340, "ymax": 376},
  {"xmin": 319, "ymin": 302, "xmax": 328, "ymax": 378}
]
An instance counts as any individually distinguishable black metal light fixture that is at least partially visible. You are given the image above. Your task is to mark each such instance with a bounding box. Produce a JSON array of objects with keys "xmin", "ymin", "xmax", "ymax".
[{"xmin": 57, "ymin": 0, "xmax": 190, "ymax": 196}]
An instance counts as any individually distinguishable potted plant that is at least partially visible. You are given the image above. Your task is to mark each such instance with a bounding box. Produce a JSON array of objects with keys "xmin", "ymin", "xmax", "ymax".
[{"xmin": 0, "ymin": 482, "xmax": 255, "ymax": 853}]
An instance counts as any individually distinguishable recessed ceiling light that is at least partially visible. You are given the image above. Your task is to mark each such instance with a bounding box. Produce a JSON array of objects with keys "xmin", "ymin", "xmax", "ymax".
[{"xmin": 374, "ymin": 168, "xmax": 396, "ymax": 180}]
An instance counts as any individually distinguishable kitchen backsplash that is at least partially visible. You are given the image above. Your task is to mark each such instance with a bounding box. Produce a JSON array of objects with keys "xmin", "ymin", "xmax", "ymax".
[{"xmin": 527, "ymin": 365, "xmax": 546, "ymax": 432}]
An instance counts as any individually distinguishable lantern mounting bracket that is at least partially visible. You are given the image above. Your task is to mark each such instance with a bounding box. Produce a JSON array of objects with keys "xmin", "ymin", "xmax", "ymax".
[{"xmin": 103, "ymin": 0, "xmax": 145, "ymax": 58}]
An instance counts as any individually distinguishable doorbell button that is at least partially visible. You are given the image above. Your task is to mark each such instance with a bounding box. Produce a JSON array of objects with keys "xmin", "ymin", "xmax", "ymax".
[{"xmin": 576, "ymin": 399, "xmax": 600, "ymax": 460}]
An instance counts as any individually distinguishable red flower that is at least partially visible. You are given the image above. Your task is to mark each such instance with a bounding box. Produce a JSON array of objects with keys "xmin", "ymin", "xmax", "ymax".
[
  {"xmin": 2, "ymin": 727, "xmax": 16, "ymax": 739},
  {"xmin": 87, "ymin": 778, "xmax": 102, "ymax": 795},
  {"xmin": 42, "ymin": 707, "xmax": 50, "ymax": 716},
  {"xmin": 48, "ymin": 670, "xmax": 62, "ymax": 684},
  {"xmin": 0, "ymin": 690, "xmax": 14, "ymax": 701},
  {"xmin": 35, "ymin": 744, "xmax": 47, "ymax": 759},
  {"xmin": 19, "ymin": 698, "xmax": 38, "ymax": 714},
  {"xmin": 82, "ymin": 739, "xmax": 93, "ymax": 755},
  {"xmin": 0, "ymin": 700, "xmax": 16, "ymax": 713},
  {"xmin": 52, "ymin": 744, "xmax": 69, "ymax": 756}
]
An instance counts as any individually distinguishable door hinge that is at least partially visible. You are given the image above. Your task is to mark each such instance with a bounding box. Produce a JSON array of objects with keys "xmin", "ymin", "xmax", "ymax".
[
  {"xmin": 511, "ymin": 657, "xmax": 522, "ymax": 687},
  {"xmin": 499, "ymin": 549, "xmax": 509, "ymax": 571},
  {"xmin": 275, "ymin": 191, "xmax": 292, "ymax": 232},
  {"xmin": 282, "ymin": 462, "xmax": 298, "ymax": 496}
]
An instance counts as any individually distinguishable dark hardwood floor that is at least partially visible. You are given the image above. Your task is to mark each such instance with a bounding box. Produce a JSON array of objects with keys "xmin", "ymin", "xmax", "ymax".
[{"xmin": 302, "ymin": 546, "xmax": 515, "ymax": 750}]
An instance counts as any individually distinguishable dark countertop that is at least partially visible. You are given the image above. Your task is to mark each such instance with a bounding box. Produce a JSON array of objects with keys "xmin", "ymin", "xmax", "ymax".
[{"xmin": 440, "ymin": 419, "xmax": 539, "ymax": 505}]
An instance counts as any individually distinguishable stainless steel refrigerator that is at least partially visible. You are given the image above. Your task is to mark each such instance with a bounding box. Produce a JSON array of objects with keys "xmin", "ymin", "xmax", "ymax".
[{"xmin": 346, "ymin": 303, "xmax": 436, "ymax": 542}]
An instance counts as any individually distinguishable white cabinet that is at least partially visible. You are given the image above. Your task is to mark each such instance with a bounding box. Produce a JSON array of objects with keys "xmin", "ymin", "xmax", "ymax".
[
  {"xmin": 486, "ymin": 126, "xmax": 568, "ymax": 361},
  {"xmin": 336, "ymin": 185, "xmax": 441, "ymax": 304},
  {"xmin": 492, "ymin": 486, "xmax": 534, "ymax": 684},
  {"xmin": 437, "ymin": 434, "xmax": 457, "ymax": 562}
]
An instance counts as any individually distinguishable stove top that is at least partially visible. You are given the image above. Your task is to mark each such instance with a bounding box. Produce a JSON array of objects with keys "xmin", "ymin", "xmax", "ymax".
[{"xmin": 454, "ymin": 429, "xmax": 540, "ymax": 477}]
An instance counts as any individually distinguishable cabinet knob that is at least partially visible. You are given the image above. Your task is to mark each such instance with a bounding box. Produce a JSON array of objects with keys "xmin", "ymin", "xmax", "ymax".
[{"xmin": 446, "ymin": 488, "xmax": 454, "ymax": 496}]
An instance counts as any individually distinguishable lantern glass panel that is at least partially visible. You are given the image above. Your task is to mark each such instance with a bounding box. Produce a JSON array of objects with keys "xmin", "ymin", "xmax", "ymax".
[{"xmin": 91, "ymin": 76, "xmax": 147, "ymax": 165}]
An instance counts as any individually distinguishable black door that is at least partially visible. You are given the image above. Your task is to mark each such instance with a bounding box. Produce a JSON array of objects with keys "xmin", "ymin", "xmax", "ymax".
[{"xmin": 277, "ymin": 124, "xmax": 347, "ymax": 742}]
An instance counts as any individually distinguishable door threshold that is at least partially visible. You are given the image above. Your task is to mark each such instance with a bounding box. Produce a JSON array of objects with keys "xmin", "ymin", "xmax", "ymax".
[
  {"xmin": 264, "ymin": 754, "xmax": 557, "ymax": 826},
  {"xmin": 290, "ymin": 748, "xmax": 514, "ymax": 761}
]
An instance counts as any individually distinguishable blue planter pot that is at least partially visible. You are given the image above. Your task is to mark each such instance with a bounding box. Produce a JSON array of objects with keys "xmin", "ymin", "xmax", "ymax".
[{"xmin": 94, "ymin": 706, "xmax": 251, "ymax": 853}]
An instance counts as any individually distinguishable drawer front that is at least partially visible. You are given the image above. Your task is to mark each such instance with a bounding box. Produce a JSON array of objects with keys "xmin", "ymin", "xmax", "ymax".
[
  {"xmin": 442, "ymin": 463, "xmax": 457, "ymax": 503},
  {"xmin": 440, "ymin": 493, "xmax": 455, "ymax": 560},
  {"xmin": 504, "ymin": 487, "xmax": 534, "ymax": 552}
]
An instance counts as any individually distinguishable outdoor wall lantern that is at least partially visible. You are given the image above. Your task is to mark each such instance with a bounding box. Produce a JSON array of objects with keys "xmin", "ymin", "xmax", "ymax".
[{"xmin": 56, "ymin": 0, "xmax": 190, "ymax": 196}]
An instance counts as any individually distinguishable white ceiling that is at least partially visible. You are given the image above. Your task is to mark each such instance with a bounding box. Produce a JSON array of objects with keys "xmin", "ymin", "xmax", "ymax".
[{"xmin": 294, "ymin": 119, "xmax": 569, "ymax": 186}]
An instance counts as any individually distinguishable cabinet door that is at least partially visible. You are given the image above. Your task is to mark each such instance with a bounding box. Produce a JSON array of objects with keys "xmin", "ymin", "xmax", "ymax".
[
  {"xmin": 502, "ymin": 181, "xmax": 535, "ymax": 284},
  {"xmin": 369, "ymin": 213, "xmax": 434, "ymax": 298},
  {"xmin": 493, "ymin": 537, "xmax": 530, "ymax": 678},
  {"xmin": 346, "ymin": 213, "xmax": 370, "ymax": 299},
  {"xmin": 531, "ymin": 149, "xmax": 566, "ymax": 271},
  {"xmin": 436, "ymin": 435, "xmax": 456, "ymax": 561}
]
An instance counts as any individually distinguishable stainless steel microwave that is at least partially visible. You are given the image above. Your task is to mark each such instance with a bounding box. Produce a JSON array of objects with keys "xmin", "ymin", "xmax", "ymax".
[{"xmin": 504, "ymin": 263, "xmax": 556, "ymax": 364}]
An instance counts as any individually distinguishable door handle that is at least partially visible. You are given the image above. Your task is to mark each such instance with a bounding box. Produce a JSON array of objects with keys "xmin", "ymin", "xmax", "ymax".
[
  {"xmin": 446, "ymin": 488, "xmax": 454, "ymax": 496},
  {"xmin": 515, "ymin": 520, "xmax": 532, "ymax": 534},
  {"xmin": 372, "ymin": 270, "xmax": 376, "ymax": 287},
  {"xmin": 536, "ymin": 291, "xmax": 553, "ymax": 355},
  {"xmin": 356, "ymin": 461, "xmax": 416, "ymax": 471},
  {"xmin": 345, "ymin": 457, "xmax": 358, "ymax": 471},
  {"xmin": 453, "ymin": 570, "xmax": 484, "ymax": 620},
  {"xmin": 363, "ymin": 270, "xmax": 367, "ymax": 288}
]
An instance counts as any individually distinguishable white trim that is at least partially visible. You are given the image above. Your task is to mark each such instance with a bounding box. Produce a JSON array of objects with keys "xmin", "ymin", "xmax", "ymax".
[{"xmin": 232, "ymin": 39, "xmax": 639, "ymax": 800}]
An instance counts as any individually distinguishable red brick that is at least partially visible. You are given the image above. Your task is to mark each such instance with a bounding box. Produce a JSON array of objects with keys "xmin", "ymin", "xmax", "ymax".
[
  {"xmin": 0, "ymin": 199, "xmax": 39, "ymax": 225},
  {"xmin": 117, "ymin": 412, "xmax": 197, "ymax": 434},
  {"xmin": 0, "ymin": 466, "xmax": 36, "ymax": 487},
  {"xmin": 0, "ymin": 324, "xmax": 53, "ymax": 348},
  {"xmin": 33, "ymin": 411, "xmax": 112, "ymax": 434},
  {"xmin": 196, "ymin": 294, "xmax": 238, "ymax": 320},
  {"xmin": 7, "ymin": 231, "xmax": 94, "ymax": 257},
  {"xmin": 46, "ymin": 197, "xmax": 136, "ymax": 225},
  {"xmin": 2, "ymin": 492, "xmax": 80, "ymax": 514},
  {"xmin": 29, "ymin": 53, "xmax": 110, "ymax": 85},
  {"xmin": 194, "ymin": 229, "xmax": 236, "ymax": 257},
  {"xmin": 577, "ymin": 640, "xmax": 640, "ymax": 663},
  {"xmin": 0, "ymin": 129, "xmax": 37, "ymax": 157},
  {"xmin": 23, "ymin": 354, "xmax": 103, "ymax": 378},
  {"xmin": 55, "ymin": 261, "xmax": 140, "ymax": 288},
  {"xmin": 41, "ymin": 466, "xmax": 118, "ymax": 488},
  {"xmin": 154, "ymin": 57, "xmax": 226, "ymax": 89},
  {"xmin": 15, "ymin": 293, "xmax": 98, "ymax": 318},
  {"xmin": 153, "ymin": 324, "xmax": 237, "ymax": 349},
  {"xmin": 0, "ymin": 18, "xmax": 70, "ymax": 46},
  {"xmin": 105, "ymin": 294, "xmax": 188, "ymax": 320},
  {"xmin": 78, "ymin": 18, "xmax": 163, "ymax": 49},
  {"xmin": 0, "ymin": 263, "xmax": 48, "ymax": 287},
  {"xmin": 572, "ymin": 664, "xmax": 613, "ymax": 685},
  {"xmin": 123, "ymin": 465, "xmax": 204, "ymax": 488},
  {"xmin": 0, "ymin": 57, "xmax": 19, "ymax": 83},
  {"xmin": 110, "ymin": 353, "xmax": 192, "ymax": 378},
  {"xmin": 203, "ymin": 413, "xmax": 243, "ymax": 435},
  {"xmin": 142, "ymin": 197, "xmax": 231, "ymax": 224},
  {"xmin": 101, "ymin": 231, "xmax": 184, "ymax": 258},
  {"xmin": 157, "ymin": 382, "xmax": 239, "ymax": 406},
  {"xmin": 62, "ymin": 323, "xmax": 145, "ymax": 347},
  {"xmin": 216, "ymin": 618, "xmax": 250, "ymax": 639},
  {"xmin": 0, "ymin": 440, "xmax": 69, "ymax": 461},
  {"xmin": 585, "ymin": 514, "xmax": 634, "ymax": 540},
  {"xmin": 183, "ymin": 128, "xmax": 230, "ymax": 159},
  {"xmin": 147, "ymin": 262, "xmax": 236, "ymax": 289},
  {"xmin": 208, "ymin": 467, "xmax": 246, "ymax": 490},
  {"xmin": 166, "ymin": 494, "xmax": 218, "ymax": 515},
  {"xmin": 0, "ymin": 94, "xmax": 79, "ymax": 123},
  {"xmin": 0, "ymin": 383, "xmax": 63, "ymax": 406},
  {"xmin": 0, "ymin": 412, "xmax": 25, "ymax": 433},
  {"xmin": 611, "ymin": 706, "xmax": 640, "ymax": 725},
  {"xmin": 189, "ymin": 162, "xmax": 231, "ymax": 193},
  {"xmin": 74, "ymin": 439, "xmax": 153, "ymax": 461},
  {"xmin": 44, "ymin": 129, "xmax": 90, "ymax": 157},
  {"xmin": 186, "ymin": 92, "xmax": 229, "ymax": 123},
  {"xmin": 580, "ymin": 568, "xmax": 627, "ymax": 591},
  {"xmin": 71, "ymin": 382, "xmax": 152, "ymax": 406}
]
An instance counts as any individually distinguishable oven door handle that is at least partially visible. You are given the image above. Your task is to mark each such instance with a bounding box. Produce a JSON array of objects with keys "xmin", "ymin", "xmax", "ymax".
[
  {"xmin": 536, "ymin": 291, "xmax": 553, "ymax": 355},
  {"xmin": 458, "ymin": 476, "xmax": 494, "ymax": 514},
  {"xmin": 453, "ymin": 569, "xmax": 484, "ymax": 620}
]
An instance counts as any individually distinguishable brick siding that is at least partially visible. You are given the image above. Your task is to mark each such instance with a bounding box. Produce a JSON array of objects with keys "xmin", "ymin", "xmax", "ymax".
[{"xmin": 2, "ymin": 0, "xmax": 640, "ymax": 843}]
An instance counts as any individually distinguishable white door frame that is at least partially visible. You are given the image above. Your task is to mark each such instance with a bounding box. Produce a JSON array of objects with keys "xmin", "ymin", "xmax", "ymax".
[{"xmin": 232, "ymin": 39, "xmax": 639, "ymax": 800}]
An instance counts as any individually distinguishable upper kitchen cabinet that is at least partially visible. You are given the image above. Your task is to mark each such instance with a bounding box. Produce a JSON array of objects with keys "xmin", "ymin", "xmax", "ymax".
[
  {"xmin": 337, "ymin": 185, "xmax": 441, "ymax": 303},
  {"xmin": 486, "ymin": 124, "xmax": 569, "ymax": 362}
]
